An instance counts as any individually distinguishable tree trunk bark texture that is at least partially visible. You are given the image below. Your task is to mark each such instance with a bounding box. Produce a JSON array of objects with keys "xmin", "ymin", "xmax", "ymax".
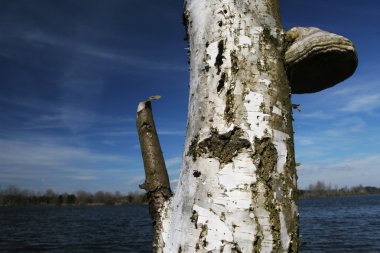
[{"xmin": 159, "ymin": 0, "xmax": 298, "ymax": 252}]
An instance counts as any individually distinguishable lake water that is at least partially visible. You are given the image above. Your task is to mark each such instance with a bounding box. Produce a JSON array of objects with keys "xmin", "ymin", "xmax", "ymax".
[{"xmin": 1, "ymin": 195, "xmax": 379, "ymax": 252}]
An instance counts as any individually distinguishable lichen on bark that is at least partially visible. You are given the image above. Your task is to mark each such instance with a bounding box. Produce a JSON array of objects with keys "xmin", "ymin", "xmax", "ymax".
[
  {"xmin": 188, "ymin": 127, "xmax": 251, "ymax": 164},
  {"xmin": 251, "ymin": 137, "xmax": 282, "ymax": 251},
  {"xmin": 252, "ymin": 137, "xmax": 278, "ymax": 182}
]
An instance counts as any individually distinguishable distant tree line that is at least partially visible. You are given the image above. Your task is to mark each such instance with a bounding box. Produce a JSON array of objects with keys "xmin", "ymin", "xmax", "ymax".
[
  {"xmin": 299, "ymin": 181, "xmax": 380, "ymax": 198},
  {"xmin": 0, "ymin": 185, "xmax": 147, "ymax": 206},
  {"xmin": 1, "ymin": 183, "xmax": 379, "ymax": 206}
]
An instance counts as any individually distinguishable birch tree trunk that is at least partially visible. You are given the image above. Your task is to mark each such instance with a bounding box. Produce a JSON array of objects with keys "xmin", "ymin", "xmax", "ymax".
[{"xmin": 158, "ymin": 0, "xmax": 299, "ymax": 252}]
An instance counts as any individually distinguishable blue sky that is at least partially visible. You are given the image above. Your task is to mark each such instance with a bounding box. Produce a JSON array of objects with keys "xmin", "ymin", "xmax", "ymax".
[{"xmin": 0, "ymin": 0, "xmax": 379, "ymax": 194}]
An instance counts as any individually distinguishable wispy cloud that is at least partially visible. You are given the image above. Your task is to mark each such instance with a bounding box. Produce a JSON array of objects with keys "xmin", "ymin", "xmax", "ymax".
[
  {"xmin": 21, "ymin": 112, "xmax": 134, "ymax": 132},
  {"xmin": 340, "ymin": 93, "xmax": 380, "ymax": 113},
  {"xmin": 297, "ymin": 110, "xmax": 335, "ymax": 120},
  {"xmin": 0, "ymin": 137, "xmax": 126, "ymax": 167},
  {"xmin": 296, "ymin": 116, "xmax": 366, "ymax": 141},
  {"xmin": 165, "ymin": 156, "xmax": 182, "ymax": 168},
  {"xmin": 88, "ymin": 129, "xmax": 185, "ymax": 137},
  {"xmin": 324, "ymin": 76, "xmax": 380, "ymax": 114},
  {"xmin": 70, "ymin": 175, "xmax": 98, "ymax": 181},
  {"xmin": 0, "ymin": 96, "xmax": 56, "ymax": 113},
  {"xmin": 59, "ymin": 106, "xmax": 97, "ymax": 133},
  {"xmin": 125, "ymin": 175, "xmax": 145, "ymax": 188},
  {"xmin": 296, "ymin": 136, "xmax": 315, "ymax": 146},
  {"xmin": 3, "ymin": 29, "xmax": 186, "ymax": 72},
  {"xmin": 158, "ymin": 130, "xmax": 185, "ymax": 136},
  {"xmin": 83, "ymin": 49, "xmax": 186, "ymax": 71},
  {"xmin": 323, "ymin": 117, "xmax": 366, "ymax": 137},
  {"xmin": 23, "ymin": 114, "xmax": 63, "ymax": 129},
  {"xmin": 0, "ymin": 134, "xmax": 135, "ymax": 193},
  {"xmin": 0, "ymin": 95, "xmax": 97, "ymax": 133},
  {"xmin": 0, "ymin": 93, "xmax": 136, "ymax": 135}
]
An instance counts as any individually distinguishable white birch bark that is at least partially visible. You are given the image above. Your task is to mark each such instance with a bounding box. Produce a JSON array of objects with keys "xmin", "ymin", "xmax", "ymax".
[
  {"xmin": 158, "ymin": 0, "xmax": 298, "ymax": 252},
  {"xmin": 137, "ymin": 1, "xmax": 357, "ymax": 252}
]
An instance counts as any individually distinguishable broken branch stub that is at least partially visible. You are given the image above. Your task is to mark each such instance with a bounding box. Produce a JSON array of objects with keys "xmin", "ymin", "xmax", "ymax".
[
  {"xmin": 136, "ymin": 98, "xmax": 172, "ymax": 252},
  {"xmin": 137, "ymin": 99, "xmax": 170, "ymax": 193},
  {"xmin": 285, "ymin": 27, "xmax": 358, "ymax": 94}
]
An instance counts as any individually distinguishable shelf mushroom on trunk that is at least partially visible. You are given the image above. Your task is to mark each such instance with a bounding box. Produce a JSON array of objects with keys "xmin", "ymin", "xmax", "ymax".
[{"xmin": 284, "ymin": 27, "xmax": 358, "ymax": 94}]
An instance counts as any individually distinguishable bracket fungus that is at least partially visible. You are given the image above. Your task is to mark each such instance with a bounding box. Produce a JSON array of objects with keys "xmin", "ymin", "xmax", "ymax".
[{"xmin": 284, "ymin": 27, "xmax": 358, "ymax": 94}]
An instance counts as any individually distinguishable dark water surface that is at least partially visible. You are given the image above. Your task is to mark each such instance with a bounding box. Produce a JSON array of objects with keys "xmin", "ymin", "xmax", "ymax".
[
  {"xmin": 299, "ymin": 194, "xmax": 380, "ymax": 253},
  {"xmin": 0, "ymin": 205, "xmax": 152, "ymax": 252},
  {"xmin": 1, "ymin": 195, "xmax": 379, "ymax": 252}
]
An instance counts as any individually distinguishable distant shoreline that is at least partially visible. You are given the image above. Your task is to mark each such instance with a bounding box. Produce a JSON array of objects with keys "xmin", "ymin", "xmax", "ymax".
[
  {"xmin": 1, "ymin": 184, "xmax": 380, "ymax": 206},
  {"xmin": 298, "ymin": 182, "xmax": 380, "ymax": 199},
  {"xmin": 299, "ymin": 192, "xmax": 380, "ymax": 199},
  {"xmin": 2, "ymin": 193, "xmax": 380, "ymax": 207},
  {"xmin": 0, "ymin": 186, "xmax": 147, "ymax": 207}
]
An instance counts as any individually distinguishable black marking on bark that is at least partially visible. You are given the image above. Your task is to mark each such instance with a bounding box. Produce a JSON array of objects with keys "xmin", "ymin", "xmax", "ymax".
[
  {"xmin": 231, "ymin": 243, "xmax": 243, "ymax": 253},
  {"xmin": 224, "ymin": 88, "xmax": 234, "ymax": 123},
  {"xmin": 182, "ymin": 10, "xmax": 190, "ymax": 42},
  {"xmin": 215, "ymin": 40, "xmax": 225, "ymax": 75},
  {"xmin": 190, "ymin": 210, "xmax": 199, "ymax": 229},
  {"xmin": 199, "ymin": 224, "xmax": 208, "ymax": 248},
  {"xmin": 220, "ymin": 212, "xmax": 226, "ymax": 221},
  {"xmin": 193, "ymin": 170, "xmax": 201, "ymax": 177},
  {"xmin": 262, "ymin": 25, "xmax": 280, "ymax": 48},
  {"xmin": 218, "ymin": 20, "xmax": 223, "ymax": 27},
  {"xmin": 257, "ymin": 59, "xmax": 263, "ymax": 72},
  {"xmin": 217, "ymin": 72, "xmax": 227, "ymax": 93},
  {"xmin": 200, "ymin": 224, "xmax": 208, "ymax": 237},
  {"xmin": 259, "ymin": 102, "xmax": 266, "ymax": 112},
  {"xmin": 188, "ymin": 134, "xmax": 200, "ymax": 161},
  {"xmin": 253, "ymin": 234, "xmax": 263, "ymax": 253},
  {"xmin": 230, "ymin": 50, "xmax": 239, "ymax": 74},
  {"xmin": 178, "ymin": 246, "xmax": 182, "ymax": 253},
  {"xmin": 182, "ymin": 9, "xmax": 190, "ymax": 65},
  {"xmin": 188, "ymin": 127, "xmax": 251, "ymax": 164}
]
